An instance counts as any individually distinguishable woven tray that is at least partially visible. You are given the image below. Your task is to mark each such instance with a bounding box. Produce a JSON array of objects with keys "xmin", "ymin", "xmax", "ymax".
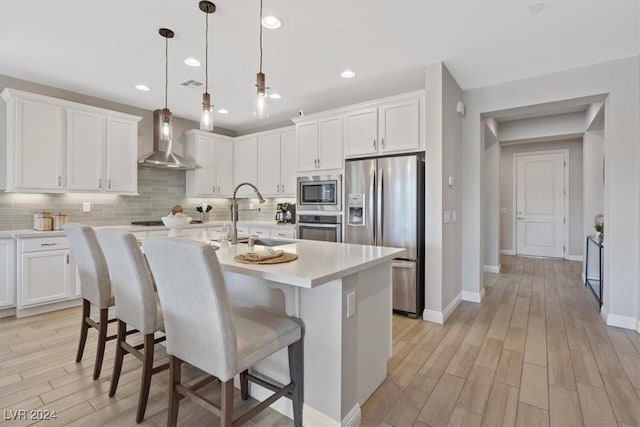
[{"xmin": 234, "ymin": 252, "xmax": 298, "ymax": 264}]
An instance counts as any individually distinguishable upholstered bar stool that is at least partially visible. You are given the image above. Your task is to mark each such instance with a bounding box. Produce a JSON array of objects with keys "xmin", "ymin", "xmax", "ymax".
[
  {"xmin": 64, "ymin": 224, "xmax": 117, "ymax": 380},
  {"xmin": 96, "ymin": 229, "xmax": 169, "ymax": 423},
  {"xmin": 143, "ymin": 238, "xmax": 304, "ymax": 427}
]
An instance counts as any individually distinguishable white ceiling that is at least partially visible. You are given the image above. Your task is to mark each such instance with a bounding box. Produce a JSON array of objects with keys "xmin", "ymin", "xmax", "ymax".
[{"xmin": 1, "ymin": 1, "xmax": 638, "ymax": 132}]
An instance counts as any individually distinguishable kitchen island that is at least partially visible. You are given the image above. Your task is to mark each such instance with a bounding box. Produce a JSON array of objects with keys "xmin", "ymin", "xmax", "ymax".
[{"xmin": 147, "ymin": 237, "xmax": 403, "ymax": 427}]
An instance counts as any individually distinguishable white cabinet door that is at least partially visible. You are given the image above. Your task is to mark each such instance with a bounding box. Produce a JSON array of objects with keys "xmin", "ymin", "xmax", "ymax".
[
  {"xmin": 378, "ymin": 98, "xmax": 420, "ymax": 154},
  {"xmin": 106, "ymin": 116, "xmax": 138, "ymax": 194},
  {"xmin": 21, "ymin": 250, "xmax": 72, "ymax": 307},
  {"xmin": 0, "ymin": 239, "xmax": 15, "ymax": 309},
  {"xmin": 258, "ymin": 133, "xmax": 281, "ymax": 197},
  {"xmin": 14, "ymin": 98, "xmax": 65, "ymax": 191},
  {"xmin": 216, "ymin": 138, "xmax": 234, "ymax": 197},
  {"xmin": 297, "ymin": 121, "xmax": 318, "ymax": 172},
  {"xmin": 234, "ymin": 137, "xmax": 258, "ymax": 197},
  {"xmin": 280, "ymin": 131, "xmax": 297, "ymax": 196},
  {"xmin": 345, "ymin": 107, "xmax": 377, "ymax": 157},
  {"xmin": 67, "ymin": 108, "xmax": 104, "ymax": 191},
  {"xmin": 318, "ymin": 116, "xmax": 343, "ymax": 170},
  {"xmin": 250, "ymin": 226, "xmax": 270, "ymax": 236},
  {"xmin": 188, "ymin": 133, "xmax": 217, "ymax": 196}
]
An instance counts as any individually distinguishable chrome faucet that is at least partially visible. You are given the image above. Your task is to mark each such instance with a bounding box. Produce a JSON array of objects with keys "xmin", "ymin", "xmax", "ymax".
[{"xmin": 231, "ymin": 182, "xmax": 265, "ymax": 244}]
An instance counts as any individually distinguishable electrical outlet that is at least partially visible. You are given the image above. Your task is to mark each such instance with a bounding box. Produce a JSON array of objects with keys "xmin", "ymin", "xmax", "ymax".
[
  {"xmin": 82, "ymin": 202, "xmax": 91, "ymax": 213},
  {"xmin": 347, "ymin": 291, "xmax": 356, "ymax": 318}
]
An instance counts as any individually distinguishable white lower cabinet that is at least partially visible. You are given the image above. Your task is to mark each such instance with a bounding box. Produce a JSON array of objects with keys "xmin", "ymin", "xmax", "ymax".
[
  {"xmin": 249, "ymin": 226, "xmax": 270, "ymax": 237},
  {"xmin": 17, "ymin": 236, "xmax": 77, "ymax": 316},
  {"xmin": 0, "ymin": 239, "xmax": 16, "ymax": 312}
]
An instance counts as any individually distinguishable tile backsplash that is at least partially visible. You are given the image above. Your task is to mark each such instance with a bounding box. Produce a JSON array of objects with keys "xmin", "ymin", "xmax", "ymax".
[{"xmin": 0, "ymin": 167, "xmax": 295, "ymax": 230}]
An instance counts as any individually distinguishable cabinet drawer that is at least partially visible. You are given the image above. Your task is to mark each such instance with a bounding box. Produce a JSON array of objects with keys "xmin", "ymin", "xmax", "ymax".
[
  {"xmin": 250, "ymin": 227, "xmax": 270, "ymax": 236},
  {"xmin": 21, "ymin": 236, "xmax": 70, "ymax": 252},
  {"xmin": 270, "ymin": 228, "xmax": 296, "ymax": 239}
]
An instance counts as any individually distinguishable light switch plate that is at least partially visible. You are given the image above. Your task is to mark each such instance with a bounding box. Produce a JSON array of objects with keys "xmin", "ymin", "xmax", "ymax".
[
  {"xmin": 82, "ymin": 202, "xmax": 91, "ymax": 213},
  {"xmin": 501, "ymin": 207, "xmax": 508, "ymax": 214},
  {"xmin": 452, "ymin": 210, "xmax": 457, "ymax": 222},
  {"xmin": 444, "ymin": 210, "xmax": 451, "ymax": 223},
  {"xmin": 448, "ymin": 176, "xmax": 454, "ymax": 187}
]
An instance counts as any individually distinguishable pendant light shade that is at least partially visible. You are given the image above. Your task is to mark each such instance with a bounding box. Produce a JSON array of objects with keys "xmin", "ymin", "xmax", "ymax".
[
  {"xmin": 253, "ymin": 0, "xmax": 269, "ymax": 118},
  {"xmin": 199, "ymin": 1, "xmax": 216, "ymax": 131},
  {"xmin": 159, "ymin": 28, "xmax": 174, "ymax": 143}
]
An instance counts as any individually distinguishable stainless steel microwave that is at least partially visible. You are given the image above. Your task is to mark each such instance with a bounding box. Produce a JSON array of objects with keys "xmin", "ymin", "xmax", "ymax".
[{"xmin": 297, "ymin": 175, "xmax": 342, "ymax": 211}]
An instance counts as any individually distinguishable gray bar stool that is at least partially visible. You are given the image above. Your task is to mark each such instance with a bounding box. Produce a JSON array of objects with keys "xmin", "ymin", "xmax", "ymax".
[
  {"xmin": 143, "ymin": 238, "xmax": 304, "ymax": 427},
  {"xmin": 64, "ymin": 223, "xmax": 117, "ymax": 380},
  {"xmin": 96, "ymin": 228, "xmax": 169, "ymax": 423}
]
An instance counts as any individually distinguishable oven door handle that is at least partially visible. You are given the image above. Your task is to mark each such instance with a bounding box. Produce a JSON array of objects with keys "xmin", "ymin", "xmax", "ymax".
[{"xmin": 298, "ymin": 223, "xmax": 341, "ymax": 228}]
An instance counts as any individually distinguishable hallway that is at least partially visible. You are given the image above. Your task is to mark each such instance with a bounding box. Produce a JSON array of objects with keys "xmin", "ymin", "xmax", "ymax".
[{"xmin": 362, "ymin": 255, "xmax": 640, "ymax": 426}]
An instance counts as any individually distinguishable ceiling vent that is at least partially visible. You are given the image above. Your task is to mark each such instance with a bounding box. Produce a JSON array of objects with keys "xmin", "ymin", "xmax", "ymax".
[{"xmin": 181, "ymin": 79, "xmax": 204, "ymax": 88}]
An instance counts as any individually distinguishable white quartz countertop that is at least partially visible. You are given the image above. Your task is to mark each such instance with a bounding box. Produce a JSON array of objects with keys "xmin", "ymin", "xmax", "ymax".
[
  {"xmin": 145, "ymin": 238, "xmax": 405, "ymax": 289},
  {"xmin": 0, "ymin": 220, "xmax": 296, "ymax": 239}
]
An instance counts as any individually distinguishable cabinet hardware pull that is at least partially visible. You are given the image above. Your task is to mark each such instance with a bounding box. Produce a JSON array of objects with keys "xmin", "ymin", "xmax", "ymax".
[
  {"xmin": 281, "ymin": 184, "xmax": 284, "ymax": 192},
  {"xmin": 98, "ymin": 178, "xmax": 102, "ymax": 188},
  {"xmin": 277, "ymin": 184, "xmax": 280, "ymax": 192},
  {"xmin": 66, "ymin": 254, "xmax": 69, "ymax": 264},
  {"xmin": 57, "ymin": 176, "xmax": 62, "ymax": 187},
  {"xmin": 316, "ymin": 158, "xmax": 320, "ymax": 168},
  {"xmin": 278, "ymin": 233, "xmax": 285, "ymax": 236},
  {"xmin": 381, "ymin": 137, "xmax": 385, "ymax": 148},
  {"xmin": 40, "ymin": 243, "xmax": 57, "ymax": 246},
  {"xmin": 373, "ymin": 138, "xmax": 376, "ymax": 150},
  {"xmin": 108, "ymin": 179, "xmax": 111, "ymax": 189}
]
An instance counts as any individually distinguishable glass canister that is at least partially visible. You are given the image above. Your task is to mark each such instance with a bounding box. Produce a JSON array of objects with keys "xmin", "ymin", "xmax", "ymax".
[{"xmin": 33, "ymin": 212, "xmax": 53, "ymax": 231}]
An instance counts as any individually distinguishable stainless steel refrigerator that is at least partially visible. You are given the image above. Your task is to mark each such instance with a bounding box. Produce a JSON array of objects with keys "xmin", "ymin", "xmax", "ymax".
[{"xmin": 345, "ymin": 154, "xmax": 425, "ymax": 317}]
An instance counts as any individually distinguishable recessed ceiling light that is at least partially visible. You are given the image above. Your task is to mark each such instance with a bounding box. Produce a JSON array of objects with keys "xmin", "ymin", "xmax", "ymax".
[
  {"xmin": 269, "ymin": 93, "xmax": 281, "ymax": 99},
  {"xmin": 184, "ymin": 58, "xmax": 201, "ymax": 67},
  {"xmin": 261, "ymin": 16, "xmax": 282, "ymax": 29},
  {"xmin": 217, "ymin": 108, "xmax": 229, "ymax": 114},
  {"xmin": 135, "ymin": 84, "xmax": 150, "ymax": 91},
  {"xmin": 529, "ymin": 2, "xmax": 544, "ymax": 12},
  {"xmin": 341, "ymin": 70, "xmax": 356, "ymax": 79}
]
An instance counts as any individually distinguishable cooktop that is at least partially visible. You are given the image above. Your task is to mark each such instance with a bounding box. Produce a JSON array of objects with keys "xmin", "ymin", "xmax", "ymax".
[{"xmin": 131, "ymin": 220, "xmax": 203, "ymax": 226}]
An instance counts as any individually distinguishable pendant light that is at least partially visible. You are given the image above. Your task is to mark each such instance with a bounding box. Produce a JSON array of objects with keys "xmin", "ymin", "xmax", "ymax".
[
  {"xmin": 199, "ymin": 1, "xmax": 216, "ymax": 131},
  {"xmin": 159, "ymin": 28, "xmax": 174, "ymax": 144},
  {"xmin": 254, "ymin": 0, "xmax": 269, "ymax": 118}
]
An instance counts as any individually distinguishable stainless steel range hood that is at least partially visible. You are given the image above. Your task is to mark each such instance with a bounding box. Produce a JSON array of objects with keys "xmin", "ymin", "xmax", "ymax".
[{"xmin": 138, "ymin": 110, "xmax": 199, "ymax": 170}]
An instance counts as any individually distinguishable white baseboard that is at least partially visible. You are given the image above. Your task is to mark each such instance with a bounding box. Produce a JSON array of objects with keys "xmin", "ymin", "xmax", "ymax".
[
  {"xmin": 462, "ymin": 287, "xmax": 486, "ymax": 303},
  {"xmin": 341, "ymin": 404, "xmax": 361, "ymax": 427},
  {"xmin": 606, "ymin": 313, "xmax": 638, "ymax": 331},
  {"xmin": 484, "ymin": 264, "xmax": 501, "ymax": 274},
  {"xmin": 567, "ymin": 255, "xmax": 583, "ymax": 262},
  {"xmin": 423, "ymin": 292, "xmax": 463, "ymax": 325},
  {"xmin": 500, "ymin": 249, "xmax": 516, "ymax": 255},
  {"xmin": 16, "ymin": 298, "xmax": 81, "ymax": 318},
  {"xmin": 0, "ymin": 307, "xmax": 16, "ymax": 319}
]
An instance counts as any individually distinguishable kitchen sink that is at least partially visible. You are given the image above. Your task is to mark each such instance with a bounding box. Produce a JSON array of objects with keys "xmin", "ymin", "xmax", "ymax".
[{"xmin": 253, "ymin": 238, "xmax": 296, "ymax": 247}]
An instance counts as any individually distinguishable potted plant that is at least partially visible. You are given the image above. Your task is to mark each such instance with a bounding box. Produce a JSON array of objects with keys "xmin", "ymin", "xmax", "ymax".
[{"xmin": 594, "ymin": 214, "xmax": 604, "ymax": 241}]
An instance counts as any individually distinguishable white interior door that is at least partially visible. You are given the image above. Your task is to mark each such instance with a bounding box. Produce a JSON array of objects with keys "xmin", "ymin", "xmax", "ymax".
[{"xmin": 516, "ymin": 152, "xmax": 566, "ymax": 258}]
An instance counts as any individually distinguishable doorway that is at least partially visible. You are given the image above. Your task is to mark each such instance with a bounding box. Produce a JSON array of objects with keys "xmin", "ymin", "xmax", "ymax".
[{"xmin": 514, "ymin": 150, "xmax": 568, "ymax": 258}]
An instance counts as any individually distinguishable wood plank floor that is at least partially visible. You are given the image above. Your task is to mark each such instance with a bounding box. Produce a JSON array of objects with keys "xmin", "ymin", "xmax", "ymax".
[{"xmin": 1, "ymin": 255, "xmax": 639, "ymax": 426}]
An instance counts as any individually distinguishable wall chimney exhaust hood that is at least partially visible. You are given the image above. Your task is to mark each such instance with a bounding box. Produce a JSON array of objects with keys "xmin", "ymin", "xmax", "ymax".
[{"xmin": 138, "ymin": 110, "xmax": 200, "ymax": 170}]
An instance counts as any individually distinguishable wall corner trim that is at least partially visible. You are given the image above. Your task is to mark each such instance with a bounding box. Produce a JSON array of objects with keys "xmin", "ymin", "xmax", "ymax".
[
  {"xmin": 567, "ymin": 255, "xmax": 584, "ymax": 262},
  {"xmin": 605, "ymin": 312, "xmax": 639, "ymax": 331},
  {"xmin": 423, "ymin": 292, "xmax": 463, "ymax": 325},
  {"xmin": 483, "ymin": 264, "xmax": 501, "ymax": 274},
  {"xmin": 341, "ymin": 404, "xmax": 361, "ymax": 427}
]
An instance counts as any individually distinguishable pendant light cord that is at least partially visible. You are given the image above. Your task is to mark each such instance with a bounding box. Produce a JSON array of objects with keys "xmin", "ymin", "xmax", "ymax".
[
  {"xmin": 259, "ymin": 0, "xmax": 263, "ymax": 73},
  {"xmin": 205, "ymin": 10, "xmax": 209, "ymax": 92},
  {"xmin": 164, "ymin": 36, "xmax": 168, "ymax": 109}
]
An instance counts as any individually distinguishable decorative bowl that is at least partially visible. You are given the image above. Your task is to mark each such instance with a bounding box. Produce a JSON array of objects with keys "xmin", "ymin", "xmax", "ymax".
[{"xmin": 161, "ymin": 216, "xmax": 192, "ymax": 237}]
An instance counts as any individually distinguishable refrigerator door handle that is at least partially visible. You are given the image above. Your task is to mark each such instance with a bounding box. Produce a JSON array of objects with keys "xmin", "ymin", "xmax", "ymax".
[
  {"xmin": 371, "ymin": 167, "xmax": 376, "ymax": 245},
  {"xmin": 377, "ymin": 168, "xmax": 383, "ymax": 246}
]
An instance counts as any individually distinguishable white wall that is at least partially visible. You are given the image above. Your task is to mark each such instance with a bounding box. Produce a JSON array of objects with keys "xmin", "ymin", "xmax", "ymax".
[
  {"xmin": 583, "ymin": 130, "xmax": 604, "ymax": 279},
  {"xmin": 462, "ymin": 55, "xmax": 640, "ymax": 329},
  {"xmin": 499, "ymin": 139, "xmax": 584, "ymax": 258},
  {"xmin": 484, "ymin": 123, "xmax": 500, "ymax": 269},
  {"xmin": 424, "ymin": 62, "xmax": 464, "ymax": 323}
]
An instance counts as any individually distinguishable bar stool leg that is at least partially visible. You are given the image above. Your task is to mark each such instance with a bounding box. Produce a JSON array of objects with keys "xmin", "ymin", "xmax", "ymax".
[
  {"xmin": 168, "ymin": 356, "xmax": 182, "ymax": 427},
  {"xmin": 288, "ymin": 339, "xmax": 304, "ymax": 427},
  {"xmin": 240, "ymin": 370, "xmax": 249, "ymax": 400},
  {"xmin": 220, "ymin": 379, "xmax": 235, "ymax": 427},
  {"xmin": 109, "ymin": 320, "xmax": 127, "ymax": 397},
  {"xmin": 75, "ymin": 299, "xmax": 90, "ymax": 363},
  {"xmin": 136, "ymin": 334, "xmax": 155, "ymax": 423},
  {"xmin": 93, "ymin": 308, "xmax": 109, "ymax": 380}
]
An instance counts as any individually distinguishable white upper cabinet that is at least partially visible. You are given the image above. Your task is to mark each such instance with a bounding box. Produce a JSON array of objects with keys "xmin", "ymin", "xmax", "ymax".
[
  {"xmin": 296, "ymin": 115, "xmax": 343, "ymax": 172},
  {"xmin": 1, "ymin": 92, "xmax": 65, "ymax": 192},
  {"xmin": 344, "ymin": 94, "xmax": 423, "ymax": 158},
  {"xmin": 67, "ymin": 108, "xmax": 104, "ymax": 191},
  {"xmin": 234, "ymin": 136, "xmax": 258, "ymax": 197},
  {"xmin": 257, "ymin": 128, "xmax": 297, "ymax": 197},
  {"xmin": 1, "ymin": 88, "xmax": 141, "ymax": 194},
  {"xmin": 186, "ymin": 130, "xmax": 234, "ymax": 197}
]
